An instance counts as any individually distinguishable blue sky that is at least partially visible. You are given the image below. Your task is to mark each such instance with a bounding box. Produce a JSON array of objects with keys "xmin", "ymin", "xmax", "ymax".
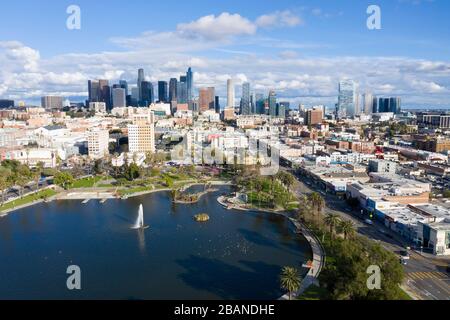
[{"xmin": 0, "ymin": 0, "xmax": 449, "ymax": 108}]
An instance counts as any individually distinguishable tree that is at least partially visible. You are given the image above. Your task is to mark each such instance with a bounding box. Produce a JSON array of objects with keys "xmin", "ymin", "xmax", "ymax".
[
  {"xmin": 123, "ymin": 163, "xmax": 140, "ymax": 181},
  {"xmin": 338, "ymin": 220, "xmax": 356, "ymax": 240},
  {"xmin": 324, "ymin": 213, "xmax": 341, "ymax": 238},
  {"xmin": 0, "ymin": 176, "xmax": 10, "ymax": 205},
  {"xmin": 310, "ymin": 192, "xmax": 325, "ymax": 222},
  {"xmin": 280, "ymin": 267, "xmax": 301, "ymax": 301},
  {"xmin": 54, "ymin": 172, "xmax": 75, "ymax": 190}
]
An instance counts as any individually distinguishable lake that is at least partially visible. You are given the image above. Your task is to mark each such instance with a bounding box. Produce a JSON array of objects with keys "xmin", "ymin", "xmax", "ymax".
[{"xmin": 0, "ymin": 186, "xmax": 311, "ymax": 300}]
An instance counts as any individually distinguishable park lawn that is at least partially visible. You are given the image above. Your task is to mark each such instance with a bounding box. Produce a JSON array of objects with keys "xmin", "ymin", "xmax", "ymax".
[
  {"xmin": 298, "ymin": 285, "xmax": 329, "ymax": 300},
  {"xmin": 118, "ymin": 186, "xmax": 154, "ymax": 196},
  {"xmin": 70, "ymin": 176, "xmax": 104, "ymax": 189},
  {"xmin": 0, "ymin": 189, "xmax": 57, "ymax": 212}
]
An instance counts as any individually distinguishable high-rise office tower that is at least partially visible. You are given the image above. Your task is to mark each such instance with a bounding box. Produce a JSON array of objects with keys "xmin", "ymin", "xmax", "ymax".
[
  {"xmin": 390, "ymin": 97, "xmax": 402, "ymax": 114},
  {"xmin": 158, "ymin": 81, "xmax": 168, "ymax": 103},
  {"xmin": 140, "ymin": 81, "xmax": 154, "ymax": 106},
  {"xmin": 87, "ymin": 129, "xmax": 110, "ymax": 160},
  {"xmin": 177, "ymin": 79, "xmax": 188, "ymax": 104},
  {"xmin": 215, "ymin": 96, "xmax": 220, "ymax": 114},
  {"xmin": 337, "ymin": 79, "xmax": 355, "ymax": 119},
  {"xmin": 240, "ymin": 82, "xmax": 251, "ymax": 115},
  {"xmin": 88, "ymin": 80, "xmax": 100, "ymax": 102},
  {"xmin": 268, "ymin": 90, "xmax": 277, "ymax": 117},
  {"xmin": 128, "ymin": 112, "xmax": 156, "ymax": 154},
  {"xmin": 119, "ymin": 80, "xmax": 129, "ymax": 96},
  {"xmin": 41, "ymin": 96, "xmax": 63, "ymax": 110},
  {"xmin": 378, "ymin": 98, "xmax": 390, "ymax": 113},
  {"xmin": 137, "ymin": 69, "xmax": 145, "ymax": 100},
  {"xmin": 278, "ymin": 102, "xmax": 289, "ymax": 118},
  {"xmin": 186, "ymin": 67, "xmax": 193, "ymax": 104},
  {"xmin": 199, "ymin": 87, "xmax": 215, "ymax": 113},
  {"xmin": 169, "ymin": 78, "xmax": 178, "ymax": 103},
  {"xmin": 372, "ymin": 96, "xmax": 378, "ymax": 113},
  {"xmin": 227, "ymin": 79, "xmax": 235, "ymax": 108},
  {"xmin": 98, "ymin": 80, "xmax": 111, "ymax": 110},
  {"xmin": 112, "ymin": 87, "xmax": 126, "ymax": 108},
  {"xmin": 362, "ymin": 92, "xmax": 374, "ymax": 115},
  {"xmin": 255, "ymin": 93, "xmax": 265, "ymax": 114}
]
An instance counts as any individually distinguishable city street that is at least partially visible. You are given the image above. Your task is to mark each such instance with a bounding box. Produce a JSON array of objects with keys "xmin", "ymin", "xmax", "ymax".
[{"xmin": 284, "ymin": 167, "xmax": 450, "ymax": 300}]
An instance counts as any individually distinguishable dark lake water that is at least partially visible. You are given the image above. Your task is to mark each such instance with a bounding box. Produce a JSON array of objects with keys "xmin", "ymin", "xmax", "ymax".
[{"xmin": 0, "ymin": 186, "xmax": 311, "ymax": 300}]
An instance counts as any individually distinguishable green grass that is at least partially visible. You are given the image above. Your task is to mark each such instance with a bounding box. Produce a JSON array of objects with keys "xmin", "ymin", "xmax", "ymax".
[
  {"xmin": 298, "ymin": 285, "xmax": 329, "ymax": 300},
  {"xmin": 70, "ymin": 176, "xmax": 103, "ymax": 189},
  {"xmin": 0, "ymin": 189, "xmax": 57, "ymax": 212},
  {"xmin": 118, "ymin": 186, "xmax": 154, "ymax": 196},
  {"xmin": 398, "ymin": 289, "xmax": 413, "ymax": 300}
]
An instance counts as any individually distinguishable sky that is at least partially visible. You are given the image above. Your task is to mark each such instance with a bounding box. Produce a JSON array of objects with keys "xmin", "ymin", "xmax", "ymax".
[{"xmin": 0, "ymin": 0, "xmax": 449, "ymax": 108}]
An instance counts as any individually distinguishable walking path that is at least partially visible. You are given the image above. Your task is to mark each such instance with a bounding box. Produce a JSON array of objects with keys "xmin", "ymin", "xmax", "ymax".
[{"xmin": 279, "ymin": 219, "xmax": 325, "ymax": 300}]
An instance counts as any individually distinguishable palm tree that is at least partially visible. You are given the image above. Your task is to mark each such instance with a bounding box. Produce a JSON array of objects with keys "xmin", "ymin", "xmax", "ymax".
[
  {"xmin": 310, "ymin": 192, "xmax": 325, "ymax": 222},
  {"xmin": 324, "ymin": 213, "xmax": 341, "ymax": 238},
  {"xmin": 339, "ymin": 220, "xmax": 356, "ymax": 240},
  {"xmin": 280, "ymin": 267, "xmax": 301, "ymax": 300}
]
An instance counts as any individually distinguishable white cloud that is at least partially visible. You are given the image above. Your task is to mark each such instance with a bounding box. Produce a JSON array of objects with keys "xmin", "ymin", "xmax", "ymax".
[
  {"xmin": 0, "ymin": 14, "xmax": 449, "ymax": 108},
  {"xmin": 256, "ymin": 10, "xmax": 303, "ymax": 28},
  {"xmin": 177, "ymin": 13, "xmax": 257, "ymax": 40}
]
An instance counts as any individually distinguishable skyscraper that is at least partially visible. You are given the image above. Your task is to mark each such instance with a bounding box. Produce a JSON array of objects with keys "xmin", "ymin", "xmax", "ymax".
[
  {"xmin": 227, "ymin": 79, "xmax": 235, "ymax": 108},
  {"xmin": 158, "ymin": 81, "xmax": 168, "ymax": 103},
  {"xmin": 215, "ymin": 96, "xmax": 220, "ymax": 114},
  {"xmin": 41, "ymin": 96, "xmax": 63, "ymax": 110},
  {"xmin": 128, "ymin": 112, "xmax": 156, "ymax": 154},
  {"xmin": 199, "ymin": 87, "xmax": 215, "ymax": 113},
  {"xmin": 169, "ymin": 78, "xmax": 178, "ymax": 103},
  {"xmin": 177, "ymin": 79, "xmax": 188, "ymax": 104},
  {"xmin": 112, "ymin": 87, "xmax": 126, "ymax": 108},
  {"xmin": 186, "ymin": 67, "xmax": 193, "ymax": 105},
  {"xmin": 137, "ymin": 68, "xmax": 145, "ymax": 100},
  {"xmin": 337, "ymin": 79, "xmax": 356, "ymax": 119},
  {"xmin": 255, "ymin": 93, "xmax": 265, "ymax": 114},
  {"xmin": 88, "ymin": 80, "xmax": 100, "ymax": 102},
  {"xmin": 362, "ymin": 92, "xmax": 374, "ymax": 115},
  {"xmin": 99, "ymin": 80, "xmax": 111, "ymax": 110},
  {"xmin": 240, "ymin": 82, "xmax": 251, "ymax": 115},
  {"xmin": 268, "ymin": 90, "xmax": 277, "ymax": 117},
  {"xmin": 140, "ymin": 81, "xmax": 154, "ymax": 106},
  {"xmin": 119, "ymin": 80, "xmax": 129, "ymax": 96}
]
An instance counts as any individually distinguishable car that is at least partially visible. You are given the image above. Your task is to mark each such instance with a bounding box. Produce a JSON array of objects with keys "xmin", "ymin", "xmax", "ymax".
[
  {"xmin": 400, "ymin": 251, "xmax": 410, "ymax": 260},
  {"xmin": 364, "ymin": 219, "xmax": 373, "ymax": 225},
  {"xmin": 400, "ymin": 258, "xmax": 408, "ymax": 265}
]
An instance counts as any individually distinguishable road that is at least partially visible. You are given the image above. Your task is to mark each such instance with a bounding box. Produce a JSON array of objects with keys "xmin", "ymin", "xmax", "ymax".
[{"xmin": 284, "ymin": 167, "xmax": 450, "ymax": 300}]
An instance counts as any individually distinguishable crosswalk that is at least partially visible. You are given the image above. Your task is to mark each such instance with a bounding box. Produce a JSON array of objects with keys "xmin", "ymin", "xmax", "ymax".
[{"xmin": 407, "ymin": 272, "xmax": 449, "ymax": 281}]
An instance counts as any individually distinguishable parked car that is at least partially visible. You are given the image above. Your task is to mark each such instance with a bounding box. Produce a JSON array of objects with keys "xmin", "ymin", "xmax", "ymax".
[{"xmin": 365, "ymin": 219, "xmax": 373, "ymax": 225}]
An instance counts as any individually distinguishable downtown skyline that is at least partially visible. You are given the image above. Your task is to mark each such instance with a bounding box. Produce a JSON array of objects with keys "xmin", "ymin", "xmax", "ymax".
[{"xmin": 0, "ymin": 0, "xmax": 449, "ymax": 108}]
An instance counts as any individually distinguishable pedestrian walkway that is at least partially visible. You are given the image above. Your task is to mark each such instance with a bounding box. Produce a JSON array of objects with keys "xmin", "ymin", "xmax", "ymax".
[{"xmin": 280, "ymin": 219, "xmax": 326, "ymax": 300}]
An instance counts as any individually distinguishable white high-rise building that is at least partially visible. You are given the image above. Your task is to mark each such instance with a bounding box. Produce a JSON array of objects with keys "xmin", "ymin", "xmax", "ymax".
[
  {"xmin": 362, "ymin": 92, "xmax": 374, "ymax": 115},
  {"xmin": 88, "ymin": 129, "xmax": 110, "ymax": 160},
  {"xmin": 128, "ymin": 111, "xmax": 156, "ymax": 154},
  {"xmin": 227, "ymin": 79, "xmax": 235, "ymax": 108}
]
